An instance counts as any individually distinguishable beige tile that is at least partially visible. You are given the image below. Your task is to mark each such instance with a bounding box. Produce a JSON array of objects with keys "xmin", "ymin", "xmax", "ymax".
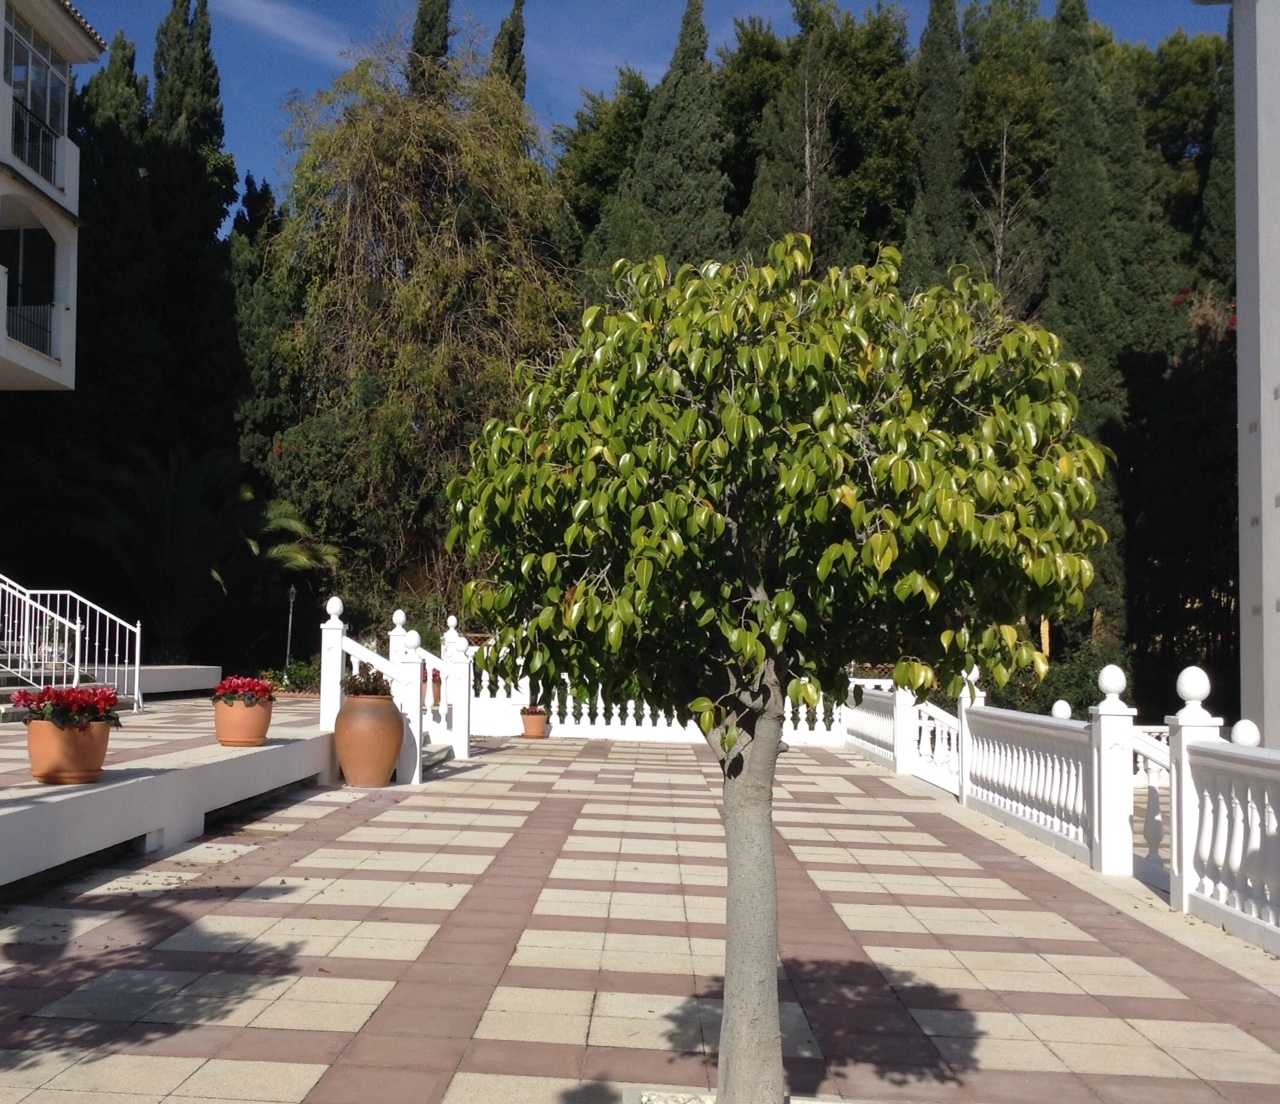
[
  {"xmin": 440, "ymin": 1074, "xmax": 606, "ymax": 1104},
  {"xmin": 833, "ymin": 904, "xmax": 926, "ymax": 934},
  {"xmin": 1047, "ymin": 1042, "xmax": 1192, "ymax": 1077},
  {"xmin": 1073, "ymin": 974, "xmax": 1183, "ymax": 999},
  {"xmin": 45, "ymin": 1056, "xmax": 204, "ymax": 1095},
  {"xmin": 970, "ymin": 970, "xmax": 1084, "ymax": 994},
  {"xmin": 600, "ymin": 951, "xmax": 695, "ymax": 975},
  {"xmin": 143, "ymin": 996, "xmax": 273, "ymax": 1027},
  {"xmin": 519, "ymin": 929, "xmax": 605, "ymax": 951},
  {"xmin": 911, "ymin": 1010, "xmax": 1033, "ymax": 1040},
  {"xmin": 953, "ymin": 952, "xmax": 1053, "ymax": 973},
  {"xmin": 488, "ymin": 987, "xmax": 594, "ymax": 1016},
  {"xmin": 508, "ymin": 946, "xmax": 601, "ymax": 970},
  {"xmin": 248, "ymin": 1002, "xmax": 376, "ymax": 1032},
  {"xmin": 0, "ymin": 907, "xmax": 120, "ymax": 946},
  {"xmin": 1018, "ymin": 1015, "xmax": 1146, "ymax": 1046},
  {"xmin": 932, "ymin": 1036, "xmax": 1069, "ymax": 1072},
  {"xmin": 171, "ymin": 1060, "xmax": 327, "ymax": 1102},
  {"xmin": 330, "ymin": 936, "xmax": 431, "ymax": 960},
  {"xmin": 592, "ymin": 992, "xmax": 688, "ymax": 1019},
  {"xmin": 588, "ymin": 1015, "xmax": 691, "ymax": 1051},
  {"xmin": 0, "ymin": 1051, "xmax": 81, "ymax": 1089},
  {"xmin": 22, "ymin": 1091, "xmax": 165, "ymax": 1104},
  {"xmin": 474, "ymin": 1010, "xmax": 588, "ymax": 1045},
  {"xmin": 155, "ymin": 916, "xmax": 275, "ymax": 954},
  {"xmin": 283, "ymin": 977, "xmax": 393, "ymax": 1005},
  {"xmin": 306, "ymin": 881, "xmax": 397, "ymax": 907},
  {"xmin": 380, "ymin": 882, "xmax": 471, "ymax": 910},
  {"xmin": 179, "ymin": 975, "xmax": 296, "ymax": 1001},
  {"xmin": 1127, "ymin": 1019, "xmax": 1273, "ymax": 1052},
  {"xmin": 1041, "ymin": 955, "xmax": 1149, "ymax": 976}
]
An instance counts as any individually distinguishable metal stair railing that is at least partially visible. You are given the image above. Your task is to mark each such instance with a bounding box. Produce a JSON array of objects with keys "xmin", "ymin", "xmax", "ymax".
[
  {"xmin": 0, "ymin": 572, "xmax": 142, "ymax": 708},
  {"xmin": 0, "ymin": 574, "xmax": 81, "ymax": 692}
]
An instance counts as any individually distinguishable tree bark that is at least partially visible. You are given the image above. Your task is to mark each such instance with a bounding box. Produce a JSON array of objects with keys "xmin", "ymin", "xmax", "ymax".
[{"xmin": 716, "ymin": 681, "xmax": 786, "ymax": 1103}]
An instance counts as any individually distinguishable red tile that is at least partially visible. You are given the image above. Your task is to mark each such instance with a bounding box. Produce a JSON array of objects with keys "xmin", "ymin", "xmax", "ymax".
[
  {"xmin": 1082, "ymin": 1074, "xmax": 1232, "ymax": 1104},
  {"xmin": 217, "ymin": 1028, "xmax": 351, "ymax": 1064},
  {"xmin": 461, "ymin": 1037, "xmax": 585, "ymax": 1079},
  {"xmin": 339, "ymin": 1033, "xmax": 467, "ymax": 1073},
  {"xmin": 580, "ymin": 1045, "xmax": 711, "ymax": 1087},
  {"xmin": 305, "ymin": 1065, "xmax": 450, "ymax": 1104}
]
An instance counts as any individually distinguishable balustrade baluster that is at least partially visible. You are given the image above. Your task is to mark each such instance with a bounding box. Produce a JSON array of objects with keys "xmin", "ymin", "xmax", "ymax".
[
  {"xmin": 1263, "ymin": 783, "xmax": 1280, "ymax": 926},
  {"xmin": 1196, "ymin": 779, "xmax": 1219, "ymax": 897},
  {"xmin": 1225, "ymin": 779, "xmax": 1247, "ymax": 909},
  {"xmin": 1241, "ymin": 781, "xmax": 1263, "ymax": 918},
  {"xmin": 1143, "ymin": 761, "xmax": 1165, "ymax": 865}
]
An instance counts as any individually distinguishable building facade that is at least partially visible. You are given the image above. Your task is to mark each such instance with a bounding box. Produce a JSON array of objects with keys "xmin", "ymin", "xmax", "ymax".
[{"xmin": 0, "ymin": 0, "xmax": 103, "ymax": 391}]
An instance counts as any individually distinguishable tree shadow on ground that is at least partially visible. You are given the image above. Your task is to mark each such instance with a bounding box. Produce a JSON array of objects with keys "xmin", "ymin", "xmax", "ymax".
[
  {"xmin": 0, "ymin": 848, "xmax": 303, "ymax": 1073},
  {"xmin": 660, "ymin": 957, "xmax": 975, "ymax": 1098},
  {"xmin": 559, "ymin": 1082, "xmax": 622, "ymax": 1103}
]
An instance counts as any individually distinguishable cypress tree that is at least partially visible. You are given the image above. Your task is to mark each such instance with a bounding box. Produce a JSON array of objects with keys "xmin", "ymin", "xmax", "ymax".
[
  {"xmin": 148, "ymin": 0, "xmax": 240, "ymax": 454},
  {"xmin": 409, "ymin": 0, "xmax": 450, "ymax": 95},
  {"xmin": 1043, "ymin": 0, "xmax": 1124, "ymax": 645},
  {"xmin": 902, "ymin": 0, "xmax": 967, "ymax": 290},
  {"xmin": 492, "ymin": 0, "xmax": 526, "ymax": 100},
  {"xmin": 1199, "ymin": 11, "xmax": 1235, "ymax": 293},
  {"xmin": 586, "ymin": 0, "xmax": 730, "ymax": 276},
  {"xmin": 717, "ymin": 15, "xmax": 788, "ymax": 223}
]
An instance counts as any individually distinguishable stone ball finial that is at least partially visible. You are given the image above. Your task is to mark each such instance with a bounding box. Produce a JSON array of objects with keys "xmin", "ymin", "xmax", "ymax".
[
  {"xmin": 1176, "ymin": 666, "xmax": 1211, "ymax": 706},
  {"xmin": 325, "ymin": 596, "xmax": 344, "ymax": 618},
  {"xmin": 393, "ymin": 609, "xmax": 406, "ymax": 628},
  {"xmin": 447, "ymin": 615, "xmax": 458, "ymax": 631},
  {"xmin": 1051, "ymin": 700, "xmax": 1072, "ymax": 720},
  {"xmin": 1097, "ymin": 665, "xmax": 1127, "ymax": 699},
  {"xmin": 404, "ymin": 630, "xmax": 421, "ymax": 651},
  {"xmin": 1231, "ymin": 719, "xmax": 1262, "ymax": 748}
]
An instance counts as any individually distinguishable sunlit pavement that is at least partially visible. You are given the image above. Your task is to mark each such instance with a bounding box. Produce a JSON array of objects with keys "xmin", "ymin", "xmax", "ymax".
[{"xmin": 2, "ymin": 730, "xmax": 1279, "ymax": 1104}]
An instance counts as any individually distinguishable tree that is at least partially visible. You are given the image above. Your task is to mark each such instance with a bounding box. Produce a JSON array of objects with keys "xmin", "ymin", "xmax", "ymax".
[
  {"xmin": 1198, "ymin": 12, "xmax": 1234, "ymax": 293},
  {"xmin": 491, "ymin": 0, "xmax": 526, "ymax": 100},
  {"xmin": 903, "ymin": 0, "xmax": 967, "ymax": 291},
  {"xmin": 451, "ymin": 236, "xmax": 1104, "ymax": 1103},
  {"xmin": 409, "ymin": 0, "xmax": 450, "ymax": 95},
  {"xmin": 553, "ymin": 68, "xmax": 650, "ymax": 244},
  {"xmin": 961, "ymin": 0, "xmax": 1055, "ymax": 316},
  {"xmin": 585, "ymin": 0, "xmax": 730, "ymax": 280},
  {"xmin": 717, "ymin": 15, "xmax": 788, "ymax": 222},
  {"xmin": 239, "ymin": 50, "xmax": 575, "ymax": 626},
  {"xmin": 148, "ymin": 0, "xmax": 240, "ymax": 455}
]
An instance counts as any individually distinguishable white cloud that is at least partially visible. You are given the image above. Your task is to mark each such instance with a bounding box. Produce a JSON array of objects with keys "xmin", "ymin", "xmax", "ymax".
[{"xmin": 211, "ymin": 0, "xmax": 352, "ymax": 67}]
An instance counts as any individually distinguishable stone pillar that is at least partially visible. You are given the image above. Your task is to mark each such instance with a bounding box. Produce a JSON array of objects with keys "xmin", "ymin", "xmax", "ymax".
[
  {"xmin": 441, "ymin": 615, "xmax": 472, "ymax": 761},
  {"xmin": 956, "ymin": 667, "xmax": 985, "ymax": 806},
  {"xmin": 891, "ymin": 686, "xmax": 916, "ymax": 775},
  {"xmin": 318, "ymin": 597, "xmax": 345, "ymax": 732},
  {"xmin": 1169, "ymin": 666, "xmax": 1226, "ymax": 912},
  {"xmin": 1089, "ymin": 665, "xmax": 1137, "ymax": 876}
]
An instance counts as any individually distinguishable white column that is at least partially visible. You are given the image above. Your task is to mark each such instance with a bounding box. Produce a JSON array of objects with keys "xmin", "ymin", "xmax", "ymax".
[
  {"xmin": 891, "ymin": 687, "xmax": 916, "ymax": 775},
  {"xmin": 1089, "ymin": 665, "xmax": 1137, "ymax": 875},
  {"xmin": 956, "ymin": 667, "xmax": 985, "ymax": 805},
  {"xmin": 1169, "ymin": 666, "xmax": 1226, "ymax": 912},
  {"xmin": 441, "ymin": 615, "xmax": 472, "ymax": 760},
  {"xmin": 1226, "ymin": 0, "xmax": 1280, "ymax": 746},
  {"xmin": 318, "ymin": 597, "xmax": 345, "ymax": 732},
  {"xmin": 394, "ymin": 624, "xmax": 425, "ymax": 785}
]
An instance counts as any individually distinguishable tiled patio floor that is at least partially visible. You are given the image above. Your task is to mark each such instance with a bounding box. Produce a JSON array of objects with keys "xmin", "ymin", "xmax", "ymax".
[{"xmin": 2, "ymin": 734, "xmax": 1279, "ymax": 1103}]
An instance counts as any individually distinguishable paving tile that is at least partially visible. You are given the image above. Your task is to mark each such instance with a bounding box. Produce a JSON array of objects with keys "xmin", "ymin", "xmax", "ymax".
[
  {"xmin": 44, "ymin": 1056, "xmax": 205, "ymax": 1095},
  {"xmin": 170, "ymin": 1059, "xmax": 327, "ymax": 1101}
]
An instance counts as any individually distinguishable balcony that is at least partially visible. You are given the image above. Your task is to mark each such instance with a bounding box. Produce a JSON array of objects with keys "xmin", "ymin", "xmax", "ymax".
[
  {"xmin": 6, "ymin": 299, "xmax": 50, "ymax": 356},
  {"xmin": 10, "ymin": 98, "xmax": 54, "ymax": 184}
]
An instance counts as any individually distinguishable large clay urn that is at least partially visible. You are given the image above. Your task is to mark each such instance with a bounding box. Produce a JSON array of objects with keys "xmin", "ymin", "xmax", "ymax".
[
  {"xmin": 333, "ymin": 695, "xmax": 404, "ymax": 786},
  {"xmin": 214, "ymin": 700, "xmax": 273, "ymax": 747},
  {"xmin": 27, "ymin": 720, "xmax": 110, "ymax": 784}
]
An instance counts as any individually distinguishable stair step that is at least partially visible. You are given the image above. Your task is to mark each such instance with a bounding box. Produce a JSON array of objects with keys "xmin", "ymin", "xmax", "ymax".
[{"xmin": 422, "ymin": 743, "xmax": 454, "ymax": 771}]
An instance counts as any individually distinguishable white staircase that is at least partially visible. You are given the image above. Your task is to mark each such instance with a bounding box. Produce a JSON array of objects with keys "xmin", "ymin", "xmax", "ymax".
[{"xmin": 0, "ymin": 571, "xmax": 142, "ymax": 708}]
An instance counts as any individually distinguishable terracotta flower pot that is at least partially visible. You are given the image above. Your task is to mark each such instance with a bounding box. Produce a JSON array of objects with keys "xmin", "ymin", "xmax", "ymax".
[
  {"xmin": 521, "ymin": 711, "xmax": 549, "ymax": 738},
  {"xmin": 334, "ymin": 694, "xmax": 403, "ymax": 786},
  {"xmin": 214, "ymin": 699, "xmax": 273, "ymax": 747},
  {"xmin": 27, "ymin": 719, "xmax": 110, "ymax": 784},
  {"xmin": 421, "ymin": 680, "xmax": 441, "ymax": 709}
]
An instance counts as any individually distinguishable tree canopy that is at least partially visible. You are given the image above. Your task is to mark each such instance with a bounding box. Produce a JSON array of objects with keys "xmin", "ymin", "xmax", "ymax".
[{"xmin": 450, "ymin": 235, "xmax": 1105, "ymax": 1101}]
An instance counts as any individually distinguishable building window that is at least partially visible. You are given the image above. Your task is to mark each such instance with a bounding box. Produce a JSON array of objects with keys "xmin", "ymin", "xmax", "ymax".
[{"xmin": 3, "ymin": 3, "xmax": 68, "ymax": 136}]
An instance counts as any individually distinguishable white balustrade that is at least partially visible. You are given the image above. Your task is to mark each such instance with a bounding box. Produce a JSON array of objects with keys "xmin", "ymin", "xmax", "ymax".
[
  {"xmin": 841, "ymin": 687, "xmax": 896, "ymax": 769},
  {"xmin": 912, "ymin": 700, "xmax": 961, "ymax": 796},
  {"xmin": 1171, "ymin": 669, "xmax": 1280, "ymax": 954},
  {"xmin": 965, "ymin": 700, "xmax": 1094, "ymax": 865}
]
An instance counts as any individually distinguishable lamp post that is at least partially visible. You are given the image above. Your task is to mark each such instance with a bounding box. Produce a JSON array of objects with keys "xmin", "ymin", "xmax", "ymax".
[{"xmin": 284, "ymin": 585, "xmax": 297, "ymax": 686}]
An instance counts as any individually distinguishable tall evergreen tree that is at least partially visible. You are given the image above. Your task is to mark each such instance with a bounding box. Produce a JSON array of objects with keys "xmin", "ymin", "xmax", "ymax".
[
  {"xmin": 554, "ymin": 69, "xmax": 650, "ymax": 247},
  {"xmin": 903, "ymin": 0, "xmax": 967, "ymax": 290},
  {"xmin": 409, "ymin": 0, "xmax": 450, "ymax": 95},
  {"xmin": 491, "ymin": 0, "xmax": 526, "ymax": 100},
  {"xmin": 1043, "ymin": 0, "xmax": 1125, "ymax": 646},
  {"xmin": 1199, "ymin": 11, "xmax": 1235, "ymax": 293},
  {"xmin": 585, "ymin": 0, "xmax": 730, "ymax": 279},
  {"xmin": 147, "ymin": 0, "xmax": 240, "ymax": 455},
  {"xmin": 961, "ymin": 0, "xmax": 1054, "ymax": 316},
  {"xmin": 717, "ymin": 16, "xmax": 788, "ymax": 222}
]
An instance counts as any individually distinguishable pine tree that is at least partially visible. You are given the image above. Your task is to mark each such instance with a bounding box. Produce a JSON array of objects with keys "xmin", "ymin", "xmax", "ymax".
[
  {"xmin": 717, "ymin": 15, "xmax": 788, "ymax": 222},
  {"xmin": 491, "ymin": 0, "xmax": 526, "ymax": 100},
  {"xmin": 902, "ymin": 0, "xmax": 966, "ymax": 290},
  {"xmin": 586, "ymin": 0, "xmax": 730, "ymax": 278},
  {"xmin": 409, "ymin": 0, "xmax": 450, "ymax": 95},
  {"xmin": 1199, "ymin": 11, "xmax": 1235, "ymax": 293}
]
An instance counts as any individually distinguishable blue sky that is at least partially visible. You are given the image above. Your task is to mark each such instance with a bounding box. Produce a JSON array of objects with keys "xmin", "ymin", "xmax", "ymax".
[{"xmin": 69, "ymin": 1, "xmax": 1229, "ymax": 208}]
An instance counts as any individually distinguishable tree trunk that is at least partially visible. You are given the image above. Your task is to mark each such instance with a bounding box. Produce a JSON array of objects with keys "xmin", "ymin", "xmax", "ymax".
[{"xmin": 716, "ymin": 687, "xmax": 786, "ymax": 1103}]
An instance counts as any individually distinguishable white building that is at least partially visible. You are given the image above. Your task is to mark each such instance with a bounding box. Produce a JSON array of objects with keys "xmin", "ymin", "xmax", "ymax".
[{"xmin": 0, "ymin": 0, "xmax": 103, "ymax": 391}]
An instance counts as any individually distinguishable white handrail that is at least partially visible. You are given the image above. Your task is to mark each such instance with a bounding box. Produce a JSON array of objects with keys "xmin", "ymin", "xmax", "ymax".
[
  {"xmin": 0, "ymin": 574, "xmax": 83, "ymax": 692},
  {"xmin": 0, "ymin": 571, "xmax": 142, "ymax": 708}
]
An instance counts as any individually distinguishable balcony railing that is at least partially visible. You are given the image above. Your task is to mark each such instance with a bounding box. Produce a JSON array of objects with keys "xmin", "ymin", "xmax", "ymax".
[
  {"xmin": 11, "ymin": 98, "xmax": 56, "ymax": 183},
  {"xmin": 7, "ymin": 302, "xmax": 52, "ymax": 356}
]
